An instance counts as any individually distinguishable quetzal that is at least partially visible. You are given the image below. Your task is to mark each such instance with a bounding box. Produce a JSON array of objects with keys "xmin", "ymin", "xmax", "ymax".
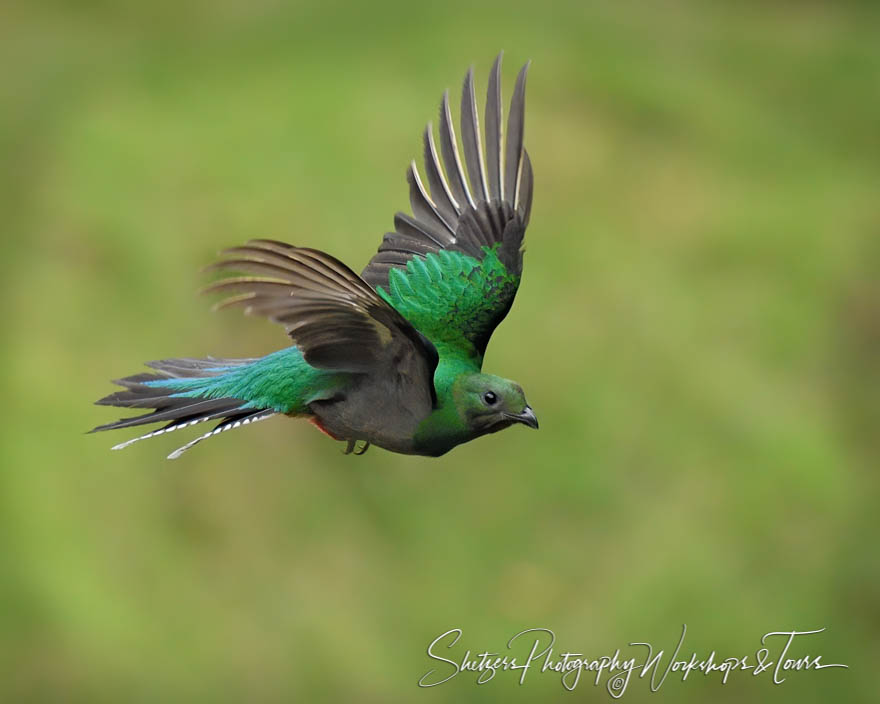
[{"xmin": 92, "ymin": 53, "xmax": 538, "ymax": 458}]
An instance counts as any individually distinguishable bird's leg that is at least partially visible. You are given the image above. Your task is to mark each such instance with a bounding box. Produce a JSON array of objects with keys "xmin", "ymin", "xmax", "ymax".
[
  {"xmin": 354, "ymin": 441, "xmax": 371, "ymax": 456},
  {"xmin": 343, "ymin": 439, "xmax": 356, "ymax": 455}
]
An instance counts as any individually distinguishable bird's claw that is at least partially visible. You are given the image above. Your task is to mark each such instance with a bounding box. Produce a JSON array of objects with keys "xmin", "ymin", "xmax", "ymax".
[{"xmin": 343, "ymin": 439, "xmax": 371, "ymax": 456}]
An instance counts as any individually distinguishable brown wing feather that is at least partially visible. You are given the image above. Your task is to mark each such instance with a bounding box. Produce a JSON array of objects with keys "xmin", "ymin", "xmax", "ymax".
[
  {"xmin": 205, "ymin": 241, "xmax": 438, "ymax": 394},
  {"xmin": 362, "ymin": 53, "xmax": 533, "ymax": 298}
]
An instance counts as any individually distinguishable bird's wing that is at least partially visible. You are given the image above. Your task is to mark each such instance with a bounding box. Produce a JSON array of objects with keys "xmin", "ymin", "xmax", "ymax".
[
  {"xmin": 205, "ymin": 239, "xmax": 439, "ymax": 408},
  {"xmin": 361, "ymin": 53, "xmax": 533, "ymax": 365}
]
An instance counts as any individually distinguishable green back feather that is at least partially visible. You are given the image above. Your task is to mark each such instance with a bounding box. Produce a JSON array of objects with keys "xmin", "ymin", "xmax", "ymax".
[{"xmin": 376, "ymin": 245, "xmax": 519, "ymax": 365}]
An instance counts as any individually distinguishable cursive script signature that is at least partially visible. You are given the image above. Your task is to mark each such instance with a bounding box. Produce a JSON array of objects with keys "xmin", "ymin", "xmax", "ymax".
[{"xmin": 418, "ymin": 625, "xmax": 847, "ymax": 697}]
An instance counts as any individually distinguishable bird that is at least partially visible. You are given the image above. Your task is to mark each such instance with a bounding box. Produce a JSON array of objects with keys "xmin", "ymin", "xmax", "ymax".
[{"xmin": 91, "ymin": 52, "xmax": 538, "ymax": 459}]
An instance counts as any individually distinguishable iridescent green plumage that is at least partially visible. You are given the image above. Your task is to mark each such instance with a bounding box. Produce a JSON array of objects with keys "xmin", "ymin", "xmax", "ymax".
[
  {"xmin": 378, "ymin": 246, "xmax": 519, "ymax": 364},
  {"xmin": 92, "ymin": 53, "xmax": 538, "ymax": 458},
  {"xmin": 141, "ymin": 348, "xmax": 348, "ymax": 414}
]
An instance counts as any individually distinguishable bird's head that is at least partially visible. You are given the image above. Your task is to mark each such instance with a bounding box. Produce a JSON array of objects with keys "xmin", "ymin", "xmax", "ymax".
[{"xmin": 454, "ymin": 372, "xmax": 538, "ymax": 437}]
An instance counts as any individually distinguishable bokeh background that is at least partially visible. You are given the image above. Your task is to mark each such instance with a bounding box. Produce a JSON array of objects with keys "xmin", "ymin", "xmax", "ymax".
[{"xmin": 2, "ymin": 0, "xmax": 878, "ymax": 701}]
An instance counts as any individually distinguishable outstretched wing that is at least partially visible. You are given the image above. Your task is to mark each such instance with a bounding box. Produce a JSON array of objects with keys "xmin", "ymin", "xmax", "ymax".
[
  {"xmin": 206, "ymin": 239, "xmax": 439, "ymax": 407},
  {"xmin": 361, "ymin": 53, "xmax": 533, "ymax": 365}
]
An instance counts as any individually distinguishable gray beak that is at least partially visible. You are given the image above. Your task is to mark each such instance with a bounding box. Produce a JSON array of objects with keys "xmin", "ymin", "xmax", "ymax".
[{"xmin": 514, "ymin": 405, "xmax": 539, "ymax": 430}]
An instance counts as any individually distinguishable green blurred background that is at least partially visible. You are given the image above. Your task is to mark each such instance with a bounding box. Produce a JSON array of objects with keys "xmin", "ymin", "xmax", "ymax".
[{"xmin": 2, "ymin": 0, "xmax": 878, "ymax": 701}]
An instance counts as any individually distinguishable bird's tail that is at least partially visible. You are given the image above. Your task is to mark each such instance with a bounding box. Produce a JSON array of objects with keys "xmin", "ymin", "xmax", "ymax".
[{"xmin": 90, "ymin": 357, "xmax": 277, "ymax": 459}]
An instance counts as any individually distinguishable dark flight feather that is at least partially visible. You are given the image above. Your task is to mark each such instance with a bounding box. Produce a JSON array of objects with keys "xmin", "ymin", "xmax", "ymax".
[
  {"xmin": 406, "ymin": 164, "xmax": 456, "ymax": 241},
  {"xmin": 362, "ymin": 52, "xmax": 532, "ymax": 291},
  {"xmin": 505, "ymin": 62, "xmax": 529, "ymax": 205},
  {"xmin": 518, "ymin": 149, "xmax": 534, "ymax": 227},
  {"xmin": 422, "ymin": 126, "xmax": 459, "ymax": 224},
  {"xmin": 460, "ymin": 67, "xmax": 489, "ymax": 202},
  {"xmin": 485, "ymin": 53, "xmax": 503, "ymax": 202},
  {"xmin": 438, "ymin": 90, "xmax": 474, "ymax": 209},
  {"xmin": 206, "ymin": 240, "xmax": 439, "ymax": 382}
]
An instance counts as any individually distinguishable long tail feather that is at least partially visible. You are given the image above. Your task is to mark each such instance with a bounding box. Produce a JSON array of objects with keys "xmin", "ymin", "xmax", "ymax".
[
  {"xmin": 91, "ymin": 356, "xmax": 275, "ymax": 457},
  {"xmin": 166, "ymin": 410, "xmax": 276, "ymax": 460}
]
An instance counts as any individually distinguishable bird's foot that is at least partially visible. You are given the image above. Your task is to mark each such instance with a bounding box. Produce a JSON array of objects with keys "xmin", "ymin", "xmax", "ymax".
[{"xmin": 343, "ymin": 439, "xmax": 371, "ymax": 455}]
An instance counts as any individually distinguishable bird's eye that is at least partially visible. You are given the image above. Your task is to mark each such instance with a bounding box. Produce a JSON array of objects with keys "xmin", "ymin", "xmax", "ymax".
[{"xmin": 483, "ymin": 391, "xmax": 498, "ymax": 406}]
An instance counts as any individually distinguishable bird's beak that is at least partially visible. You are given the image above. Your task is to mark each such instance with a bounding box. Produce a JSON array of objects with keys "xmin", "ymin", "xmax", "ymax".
[{"xmin": 509, "ymin": 405, "xmax": 539, "ymax": 430}]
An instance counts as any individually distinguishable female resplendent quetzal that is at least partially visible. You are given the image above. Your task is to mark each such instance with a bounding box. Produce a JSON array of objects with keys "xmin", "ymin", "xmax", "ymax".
[{"xmin": 92, "ymin": 53, "xmax": 538, "ymax": 458}]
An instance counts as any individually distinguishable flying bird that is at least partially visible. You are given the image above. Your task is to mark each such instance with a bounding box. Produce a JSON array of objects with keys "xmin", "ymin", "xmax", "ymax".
[{"xmin": 92, "ymin": 53, "xmax": 538, "ymax": 458}]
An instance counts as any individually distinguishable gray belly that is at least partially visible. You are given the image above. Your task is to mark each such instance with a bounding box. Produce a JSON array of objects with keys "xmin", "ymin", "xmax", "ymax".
[{"xmin": 308, "ymin": 374, "xmax": 431, "ymax": 455}]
